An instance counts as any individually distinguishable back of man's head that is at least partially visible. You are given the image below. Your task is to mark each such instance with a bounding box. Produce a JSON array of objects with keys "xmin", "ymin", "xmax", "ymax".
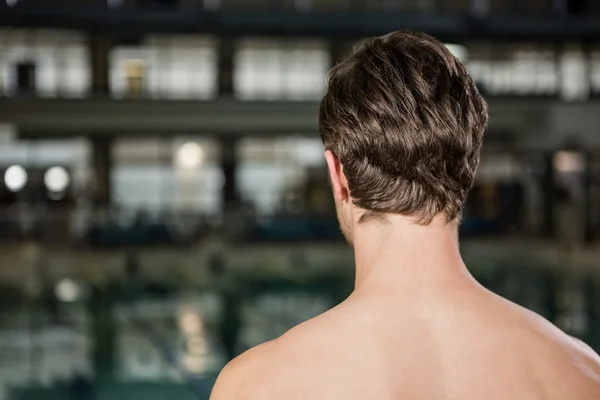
[{"xmin": 319, "ymin": 31, "xmax": 488, "ymax": 224}]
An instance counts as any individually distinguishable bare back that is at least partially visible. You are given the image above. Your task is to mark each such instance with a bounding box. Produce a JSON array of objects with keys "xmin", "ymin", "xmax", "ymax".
[
  {"xmin": 211, "ymin": 283, "xmax": 600, "ymax": 400},
  {"xmin": 209, "ymin": 29, "xmax": 600, "ymax": 400}
]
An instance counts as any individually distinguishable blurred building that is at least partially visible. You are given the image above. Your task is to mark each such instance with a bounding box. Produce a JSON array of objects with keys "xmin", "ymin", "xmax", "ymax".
[{"xmin": 0, "ymin": 0, "xmax": 599, "ymax": 245}]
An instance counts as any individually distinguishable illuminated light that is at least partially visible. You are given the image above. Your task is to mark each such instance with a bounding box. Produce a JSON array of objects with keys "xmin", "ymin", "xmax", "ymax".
[
  {"xmin": 553, "ymin": 151, "xmax": 584, "ymax": 173},
  {"xmin": 44, "ymin": 166, "xmax": 70, "ymax": 192},
  {"xmin": 179, "ymin": 311, "xmax": 203, "ymax": 336},
  {"xmin": 176, "ymin": 142, "xmax": 204, "ymax": 170},
  {"xmin": 187, "ymin": 336, "xmax": 207, "ymax": 355},
  {"xmin": 182, "ymin": 354, "xmax": 207, "ymax": 374},
  {"xmin": 5, "ymin": 0, "xmax": 19, "ymax": 6},
  {"xmin": 55, "ymin": 279, "xmax": 81, "ymax": 302},
  {"xmin": 4, "ymin": 165, "xmax": 27, "ymax": 192}
]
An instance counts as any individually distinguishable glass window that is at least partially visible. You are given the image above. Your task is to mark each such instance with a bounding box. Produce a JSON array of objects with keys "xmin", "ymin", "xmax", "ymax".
[
  {"xmin": 0, "ymin": 29, "xmax": 90, "ymax": 98},
  {"xmin": 0, "ymin": 135, "xmax": 87, "ymax": 169},
  {"xmin": 111, "ymin": 36, "xmax": 217, "ymax": 99},
  {"xmin": 238, "ymin": 137, "xmax": 324, "ymax": 215},
  {"xmin": 112, "ymin": 138, "xmax": 221, "ymax": 214},
  {"xmin": 559, "ymin": 49, "xmax": 588, "ymax": 101},
  {"xmin": 234, "ymin": 39, "xmax": 329, "ymax": 100},
  {"xmin": 465, "ymin": 44, "xmax": 563, "ymax": 97}
]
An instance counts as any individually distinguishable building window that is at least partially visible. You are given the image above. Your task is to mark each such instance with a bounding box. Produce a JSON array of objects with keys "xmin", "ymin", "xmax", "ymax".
[
  {"xmin": 111, "ymin": 36, "xmax": 217, "ymax": 99},
  {"xmin": 238, "ymin": 137, "xmax": 325, "ymax": 215},
  {"xmin": 0, "ymin": 29, "xmax": 90, "ymax": 98},
  {"xmin": 112, "ymin": 138, "xmax": 221, "ymax": 214},
  {"xmin": 234, "ymin": 39, "xmax": 329, "ymax": 100}
]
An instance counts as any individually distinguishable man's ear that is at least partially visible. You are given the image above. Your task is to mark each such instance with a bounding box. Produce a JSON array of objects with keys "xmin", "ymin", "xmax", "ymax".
[{"xmin": 324, "ymin": 150, "xmax": 349, "ymax": 202}]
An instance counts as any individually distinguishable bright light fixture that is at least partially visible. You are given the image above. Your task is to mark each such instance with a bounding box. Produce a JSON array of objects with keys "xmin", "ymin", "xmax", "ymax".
[
  {"xmin": 179, "ymin": 311, "xmax": 204, "ymax": 336},
  {"xmin": 55, "ymin": 279, "xmax": 81, "ymax": 302},
  {"xmin": 176, "ymin": 142, "xmax": 204, "ymax": 170},
  {"xmin": 44, "ymin": 166, "xmax": 70, "ymax": 192},
  {"xmin": 4, "ymin": 165, "xmax": 27, "ymax": 192},
  {"xmin": 553, "ymin": 151, "xmax": 584, "ymax": 173}
]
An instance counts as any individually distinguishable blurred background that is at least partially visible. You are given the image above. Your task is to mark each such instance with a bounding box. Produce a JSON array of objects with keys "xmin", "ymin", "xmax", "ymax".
[{"xmin": 0, "ymin": 0, "xmax": 600, "ymax": 398}]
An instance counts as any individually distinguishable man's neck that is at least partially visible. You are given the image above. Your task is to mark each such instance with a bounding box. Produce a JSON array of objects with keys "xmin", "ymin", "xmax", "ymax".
[{"xmin": 352, "ymin": 214, "xmax": 475, "ymax": 297}]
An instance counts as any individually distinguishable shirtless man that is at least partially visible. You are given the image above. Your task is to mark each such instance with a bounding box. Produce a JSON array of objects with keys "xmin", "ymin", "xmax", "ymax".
[{"xmin": 211, "ymin": 31, "xmax": 600, "ymax": 399}]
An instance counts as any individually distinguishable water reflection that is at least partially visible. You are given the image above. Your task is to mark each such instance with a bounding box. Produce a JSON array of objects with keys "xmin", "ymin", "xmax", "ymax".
[
  {"xmin": 2, "ymin": 263, "xmax": 599, "ymax": 399},
  {"xmin": 0, "ymin": 305, "xmax": 91, "ymax": 397},
  {"xmin": 115, "ymin": 296, "xmax": 223, "ymax": 381}
]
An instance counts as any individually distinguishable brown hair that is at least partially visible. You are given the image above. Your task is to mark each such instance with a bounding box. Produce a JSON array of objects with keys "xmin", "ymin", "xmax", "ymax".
[{"xmin": 319, "ymin": 31, "xmax": 488, "ymax": 224}]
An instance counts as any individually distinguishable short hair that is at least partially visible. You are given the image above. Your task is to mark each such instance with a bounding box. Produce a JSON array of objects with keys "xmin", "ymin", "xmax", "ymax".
[{"xmin": 319, "ymin": 30, "xmax": 488, "ymax": 224}]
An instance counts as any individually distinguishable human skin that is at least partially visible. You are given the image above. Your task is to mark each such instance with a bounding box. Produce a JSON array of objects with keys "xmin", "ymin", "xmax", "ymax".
[{"xmin": 210, "ymin": 148, "xmax": 600, "ymax": 400}]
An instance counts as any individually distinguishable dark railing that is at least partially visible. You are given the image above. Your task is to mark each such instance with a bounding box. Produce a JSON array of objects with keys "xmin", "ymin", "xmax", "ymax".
[
  {"xmin": 0, "ymin": 201, "xmax": 565, "ymax": 246},
  {"xmin": 0, "ymin": 206, "xmax": 347, "ymax": 246},
  {"xmin": 0, "ymin": 0, "xmax": 569, "ymax": 15}
]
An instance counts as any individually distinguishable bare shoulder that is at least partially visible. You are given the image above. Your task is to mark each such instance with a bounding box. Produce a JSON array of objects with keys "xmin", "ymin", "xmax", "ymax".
[
  {"xmin": 210, "ymin": 309, "xmax": 349, "ymax": 400},
  {"xmin": 529, "ymin": 310, "xmax": 600, "ymax": 363},
  {"xmin": 566, "ymin": 335, "xmax": 600, "ymax": 375},
  {"xmin": 517, "ymin": 305, "xmax": 600, "ymax": 386},
  {"xmin": 209, "ymin": 340, "xmax": 279, "ymax": 400},
  {"xmin": 554, "ymin": 335, "xmax": 600, "ymax": 398}
]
